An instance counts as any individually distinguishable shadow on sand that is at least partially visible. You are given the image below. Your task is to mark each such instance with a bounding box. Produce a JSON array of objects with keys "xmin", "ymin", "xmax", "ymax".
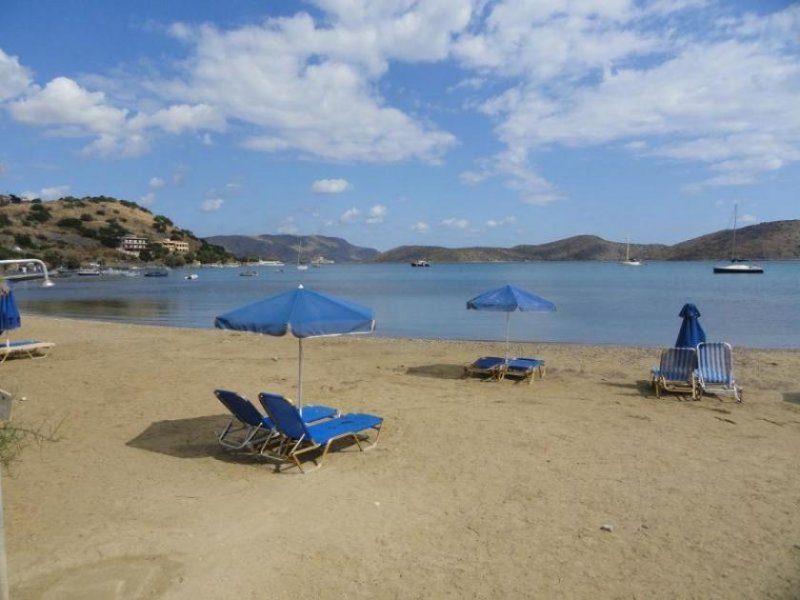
[
  {"xmin": 126, "ymin": 414, "xmax": 231, "ymax": 459},
  {"xmin": 782, "ymin": 392, "xmax": 800, "ymax": 405},
  {"xmin": 599, "ymin": 379, "xmax": 657, "ymax": 399},
  {"xmin": 405, "ymin": 363, "xmax": 466, "ymax": 380}
]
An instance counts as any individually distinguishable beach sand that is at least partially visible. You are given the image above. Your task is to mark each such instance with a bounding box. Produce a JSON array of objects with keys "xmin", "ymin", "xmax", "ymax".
[{"xmin": 3, "ymin": 316, "xmax": 800, "ymax": 599}]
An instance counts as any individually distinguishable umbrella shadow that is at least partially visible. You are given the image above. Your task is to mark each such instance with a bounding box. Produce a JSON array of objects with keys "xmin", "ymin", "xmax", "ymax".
[
  {"xmin": 405, "ymin": 363, "xmax": 466, "ymax": 380},
  {"xmin": 126, "ymin": 415, "xmax": 231, "ymax": 459},
  {"xmin": 599, "ymin": 379, "xmax": 658, "ymax": 399}
]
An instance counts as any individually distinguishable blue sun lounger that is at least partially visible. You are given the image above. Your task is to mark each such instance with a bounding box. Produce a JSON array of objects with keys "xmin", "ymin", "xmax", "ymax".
[
  {"xmin": 651, "ymin": 347, "xmax": 697, "ymax": 398},
  {"xmin": 693, "ymin": 342, "xmax": 742, "ymax": 402},
  {"xmin": 259, "ymin": 392, "xmax": 383, "ymax": 473},
  {"xmin": 464, "ymin": 356, "xmax": 505, "ymax": 380},
  {"xmin": 503, "ymin": 357, "xmax": 546, "ymax": 383},
  {"xmin": 214, "ymin": 389, "xmax": 338, "ymax": 452}
]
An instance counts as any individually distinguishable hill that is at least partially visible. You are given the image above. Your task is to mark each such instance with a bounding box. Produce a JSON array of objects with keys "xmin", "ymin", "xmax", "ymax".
[
  {"xmin": 205, "ymin": 234, "xmax": 379, "ymax": 263},
  {"xmin": 373, "ymin": 221, "xmax": 800, "ymax": 262},
  {"xmin": 0, "ymin": 194, "xmax": 233, "ymax": 268}
]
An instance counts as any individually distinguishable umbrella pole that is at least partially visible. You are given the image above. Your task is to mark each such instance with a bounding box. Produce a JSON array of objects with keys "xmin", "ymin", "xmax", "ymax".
[
  {"xmin": 505, "ymin": 313, "xmax": 511, "ymax": 363},
  {"xmin": 298, "ymin": 338, "xmax": 304, "ymax": 412}
]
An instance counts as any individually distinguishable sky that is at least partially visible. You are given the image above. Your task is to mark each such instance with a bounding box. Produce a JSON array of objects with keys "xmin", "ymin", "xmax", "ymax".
[{"xmin": 1, "ymin": 0, "xmax": 798, "ymax": 251}]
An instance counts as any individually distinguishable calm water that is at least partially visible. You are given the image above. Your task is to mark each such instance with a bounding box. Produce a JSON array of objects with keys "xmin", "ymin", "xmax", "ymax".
[{"xmin": 13, "ymin": 261, "xmax": 800, "ymax": 348}]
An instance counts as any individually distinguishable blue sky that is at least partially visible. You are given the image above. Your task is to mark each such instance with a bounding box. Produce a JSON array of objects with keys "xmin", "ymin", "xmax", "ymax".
[{"xmin": 1, "ymin": 0, "xmax": 798, "ymax": 251}]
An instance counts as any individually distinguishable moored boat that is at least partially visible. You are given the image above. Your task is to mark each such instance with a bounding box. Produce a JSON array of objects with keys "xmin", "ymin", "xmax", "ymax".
[
  {"xmin": 411, "ymin": 259, "xmax": 430, "ymax": 267},
  {"xmin": 713, "ymin": 204, "xmax": 763, "ymax": 275}
]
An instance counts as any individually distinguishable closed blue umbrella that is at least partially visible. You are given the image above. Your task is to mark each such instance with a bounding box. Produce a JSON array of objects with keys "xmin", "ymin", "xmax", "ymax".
[
  {"xmin": 215, "ymin": 285, "xmax": 375, "ymax": 406},
  {"xmin": 675, "ymin": 303, "xmax": 706, "ymax": 348},
  {"xmin": 467, "ymin": 284, "xmax": 556, "ymax": 361},
  {"xmin": 0, "ymin": 285, "xmax": 22, "ymax": 341}
]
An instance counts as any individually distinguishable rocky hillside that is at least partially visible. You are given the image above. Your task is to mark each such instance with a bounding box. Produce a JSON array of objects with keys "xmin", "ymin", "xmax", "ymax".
[
  {"xmin": 206, "ymin": 234, "xmax": 379, "ymax": 263},
  {"xmin": 0, "ymin": 194, "xmax": 232, "ymax": 268}
]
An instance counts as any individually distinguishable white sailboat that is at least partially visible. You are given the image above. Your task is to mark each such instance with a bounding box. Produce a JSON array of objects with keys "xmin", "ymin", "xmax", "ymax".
[
  {"xmin": 713, "ymin": 204, "xmax": 763, "ymax": 274},
  {"xmin": 620, "ymin": 238, "xmax": 641, "ymax": 266},
  {"xmin": 296, "ymin": 238, "xmax": 308, "ymax": 271}
]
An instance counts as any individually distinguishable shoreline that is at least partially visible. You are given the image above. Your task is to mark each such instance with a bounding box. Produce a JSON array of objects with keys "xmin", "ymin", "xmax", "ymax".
[
  {"xmin": 18, "ymin": 313, "xmax": 800, "ymax": 352},
  {"xmin": 4, "ymin": 316, "xmax": 800, "ymax": 598}
]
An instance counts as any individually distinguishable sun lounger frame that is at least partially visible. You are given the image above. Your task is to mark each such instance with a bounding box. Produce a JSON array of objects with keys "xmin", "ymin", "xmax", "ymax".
[
  {"xmin": 692, "ymin": 342, "xmax": 742, "ymax": 402},
  {"xmin": 651, "ymin": 347, "xmax": 697, "ymax": 398},
  {"xmin": 0, "ymin": 340, "xmax": 55, "ymax": 364},
  {"xmin": 260, "ymin": 392, "xmax": 382, "ymax": 473}
]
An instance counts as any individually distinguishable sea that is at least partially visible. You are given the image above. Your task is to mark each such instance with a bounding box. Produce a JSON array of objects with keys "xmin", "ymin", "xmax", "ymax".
[{"xmin": 13, "ymin": 261, "xmax": 800, "ymax": 349}]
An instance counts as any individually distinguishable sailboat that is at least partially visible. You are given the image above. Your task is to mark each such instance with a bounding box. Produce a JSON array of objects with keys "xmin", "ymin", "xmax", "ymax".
[
  {"xmin": 619, "ymin": 238, "xmax": 641, "ymax": 267},
  {"xmin": 713, "ymin": 204, "xmax": 763, "ymax": 274},
  {"xmin": 296, "ymin": 238, "xmax": 308, "ymax": 271}
]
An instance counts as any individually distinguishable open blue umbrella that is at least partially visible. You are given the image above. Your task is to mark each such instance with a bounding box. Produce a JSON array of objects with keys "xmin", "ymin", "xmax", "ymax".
[
  {"xmin": 215, "ymin": 285, "xmax": 375, "ymax": 407},
  {"xmin": 0, "ymin": 285, "xmax": 22, "ymax": 342},
  {"xmin": 467, "ymin": 284, "xmax": 556, "ymax": 361},
  {"xmin": 675, "ymin": 303, "xmax": 706, "ymax": 348}
]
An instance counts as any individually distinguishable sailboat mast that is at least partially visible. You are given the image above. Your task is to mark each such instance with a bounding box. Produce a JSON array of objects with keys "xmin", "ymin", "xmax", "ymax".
[{"xmin": 731, "ymin": 204, "xmax": 738, "ymax": 260}]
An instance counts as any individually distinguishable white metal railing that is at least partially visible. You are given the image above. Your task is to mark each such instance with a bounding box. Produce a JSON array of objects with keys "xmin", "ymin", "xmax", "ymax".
[{"xmin": 0, "ymin": 258, "xmax": 54, "ymax": 287}]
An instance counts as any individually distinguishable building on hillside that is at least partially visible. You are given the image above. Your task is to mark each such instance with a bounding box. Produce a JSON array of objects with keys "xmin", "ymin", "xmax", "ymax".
[
  {"xmin": 159, "ymin": 239, "xmax": 190, "ymax": 253},
  {"xmin": 119, "ymin": 235, "xmax": 149, "ymax": 252}
]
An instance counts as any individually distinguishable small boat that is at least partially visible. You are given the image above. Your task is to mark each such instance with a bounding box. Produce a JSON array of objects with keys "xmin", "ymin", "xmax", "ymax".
[
  {"xmin": 713, "ymin": 204, "xmax": 763, "ymax": 274},
  {"xmin": 184, "ymin": 273, "xmax": 199, "ymax": 280},
  {"xmin": 411, "ymin": 259, "xmax": 430, "ymax": 267},
  {"xmin": 144, "ymin": 269, "xmax": 169, "ymax": 277},
  {"xmin": 296, "ymin": 239, "xmax": 309, "ymax": 270},
  {"xmin": 239, "ymin": 270, "xmax": 258, "ymax": 277},
  {"xmin": 76, "ymin": 269, "xmax": 101, "ymax": 277},
  {"xmin": 620, "ymin": 239, "xmax": 641, "ymax": 267}
]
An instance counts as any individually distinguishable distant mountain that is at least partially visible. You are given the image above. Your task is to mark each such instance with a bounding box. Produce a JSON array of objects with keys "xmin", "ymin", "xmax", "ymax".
[
  {"xmin": 372, "ymin": 220, "xmax": 800, "ymax": 262},
  {"xmin": 205, "ymin": 234, "xmax": 380, "ymax": 263}
]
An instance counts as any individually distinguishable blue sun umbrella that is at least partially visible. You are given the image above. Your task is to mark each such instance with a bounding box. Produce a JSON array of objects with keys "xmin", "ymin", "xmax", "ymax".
[
  {"xmin": 215, "ymin": 285, "xmax": 375, "ymax": 407},
  {"xmin": 467, "ymin": 284, "xmax": 556, "ymax": 361},
  {"xmin": 0, "ymin": 285, "xmax": 22, "ymax": 342},
  {"xmin": 675, "ymin": 303, "xmax": 706, "ymax": 348}
]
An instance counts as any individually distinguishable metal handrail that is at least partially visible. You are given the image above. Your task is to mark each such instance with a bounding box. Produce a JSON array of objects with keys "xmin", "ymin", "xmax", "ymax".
[{"xmin": 0, "ymin": 258, "xmax": 54, "ymax": 287}]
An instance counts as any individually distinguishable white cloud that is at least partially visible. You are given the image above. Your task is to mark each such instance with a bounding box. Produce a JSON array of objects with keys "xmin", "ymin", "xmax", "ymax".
[
  {"xmin": 411, "ymin": 221, "xmax": 430, "ymax": 233},
  {"xmin": 201, "ymin": 133, "xmax": 214, "ymax": 145},
  {"xmin": 0, "ymin": 49, "xmax": 33, "ymax": 101},
  {"xmin": 161, "ymin": 12, "xmax": 458, "ymax": 163},
  {"xmin": 149, "ymin": 177, "xmax": 165, "ymax": 189},
  {"xmin": 10, "ymin": 77, "xmax": 127, "ymax": 134},
  {"xmin": 340, "ymin": 207, "xmax": 360, "ymax": 223},
  {"xmin": 462, "ymin": 3, "xmax": 800, "ymax": 195},
  {"xmin": 201, "ymin": 197, "xmax": 224, "ymax": 212},
  {"xmin": 738, "ymin": 213, "xmax": 756, "ymax": 224},
  {"xmin": 0, "ymin": 163, "xmax": 6, "ymax": 176},
  {"xmin": 277, "ymin": 217, "xmax": 298, "ymax": 234},
  {"xmin": 40, "ymin": 185, "xmax": 70, "ymax": 200},
  {"xmin": 442, "ymin": 217, "xmax": 469, "ymax": 229},
  {"xmin": 129, "ymin": 103, "xmax": 225, "ymax": 134},
  {"xmin": 311, "ymin": 178, "xmax": 351, "ymax": 194},
  {"xmin": 140, "ymin": 193, "xmax": 156, "ymax": 207},
  {"xmin": 486, "ymin": 216, "xmax": 516, "ymax": 227},
  {"xmin": 366, "ymin": 204, "xmax": 387, "ymax": 224}
]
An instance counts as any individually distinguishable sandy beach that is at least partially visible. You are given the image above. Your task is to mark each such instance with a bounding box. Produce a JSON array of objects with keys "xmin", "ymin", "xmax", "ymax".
[{"xmin": 2, "ymin": 315, "xmax": 800, "ymax": 599}]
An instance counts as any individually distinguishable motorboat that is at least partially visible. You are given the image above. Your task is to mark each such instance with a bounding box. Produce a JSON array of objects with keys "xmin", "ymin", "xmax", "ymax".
[
  {"xmin": 411, "ymin": 259, "xmax": 430, "ymax": 267},
  {"xmin": 184, "ymin": 273, "xmax": 199, "ymax": 280},
  {"xmin": 239, "ymin": 270, "xmax": 258, "ymax": 277},
  {"xmin": 144, "ymin": 269, "xmax": 169, "ymax": 277}
]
